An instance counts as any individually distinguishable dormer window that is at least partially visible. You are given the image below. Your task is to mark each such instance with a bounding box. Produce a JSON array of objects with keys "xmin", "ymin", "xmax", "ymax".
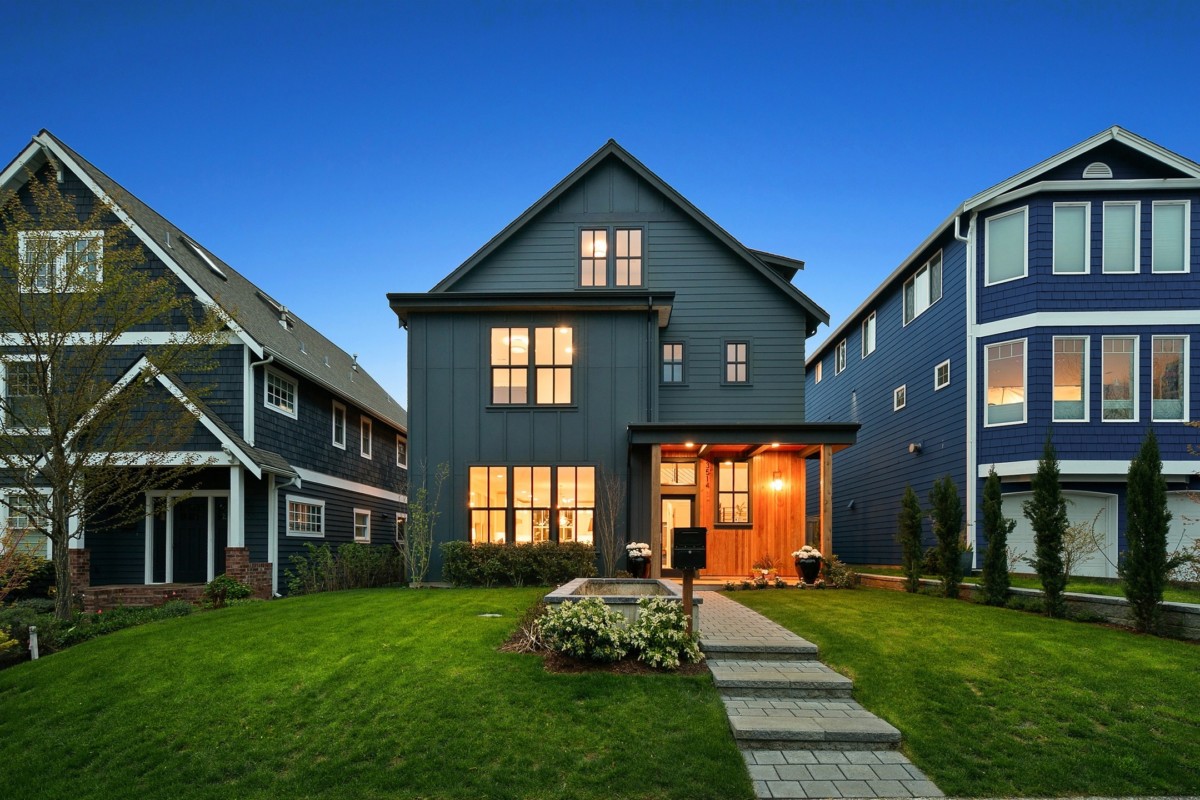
[{"xmin": 580, "ymin": 228, "xmax": 642, "ymax": 287}]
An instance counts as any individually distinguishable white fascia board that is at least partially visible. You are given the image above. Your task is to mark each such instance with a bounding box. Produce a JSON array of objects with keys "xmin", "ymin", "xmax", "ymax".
[
  {"xmin": 0, "ymin": 140, "xmax": 48, "ymax": 192},
  {"xmin": 31, "ymin": 135, "xmax": 264, "ymax": 358},
  {"xmin": 152, "ymin": 371, "xmax": 262, "ymax": 479},
  {"xmin": 0, "ymin": 331, "xmax": 242, "ymax": 347},
  {"xmin": 970, "ymin": 178, "xmax": 1200, "ymax": 215},
  {"xmin": 292, "ymin": 466, "xmax": 404, "ymax": 503},
  {"xmin": 981, "ymin": 460, "xmax": 1197, "ymax": 481},
  {"xmin": 977, "ymin": 310, "xmax": 1200, "ymax": 340},
  {"xmin": 83, "ymin": 451, "xmax": 238, "ymax": 467},
  {"xmin": 263, "ymin": 345, "xmax": 407, "ymax": 433}
]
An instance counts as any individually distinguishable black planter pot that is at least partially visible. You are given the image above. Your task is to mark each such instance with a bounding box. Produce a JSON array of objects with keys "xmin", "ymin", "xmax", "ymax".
[
  {"xmin": 797, "ymin": 557, "xmax": 822, "ymax": 584},
  {"xmin": 627, "ymin": 557, "xmax": 649, "ymax": 578}
]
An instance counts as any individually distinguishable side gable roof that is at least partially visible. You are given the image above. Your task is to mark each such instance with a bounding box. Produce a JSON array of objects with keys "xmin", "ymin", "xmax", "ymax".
[
  {"xmin": 806, "ymin": 126, "xmax": 1200, "ymax": 366},
  {"xmin": 0, "ymin": 131, "xmax": 406, "ymax": 431},
  {"xmin": 431, "ymin": 140, "xmax": 829, "ymax": 331}
]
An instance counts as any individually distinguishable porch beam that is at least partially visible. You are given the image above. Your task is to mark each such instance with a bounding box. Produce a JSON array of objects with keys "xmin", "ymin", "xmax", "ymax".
[
  {"xmin": 819, "ymin": 444, "xmax": 833, "ymax": 559},
  {"xmin": 742, "ymin": 444, "xmax": 771, "ymax": 459},
  {"xmin": 649, "ymin": 444, "xmax": 662, "ymax": 579},
  {"xmin": 696, "ymin": 444, "xmax": 710, "ymax": 457}
]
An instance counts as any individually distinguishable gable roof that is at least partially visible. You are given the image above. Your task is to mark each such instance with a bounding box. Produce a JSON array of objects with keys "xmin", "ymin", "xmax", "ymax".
[
  {"xmin": 0, "ymin": 131, "xmax": 406, "ymax": 432},
  {"xmin": 431, "ymin": 139, "xmax": 829, "ymax": 332},
  {"xmin": 806, "ymin": 126, "xmax": 1200, "ymax": 366}
]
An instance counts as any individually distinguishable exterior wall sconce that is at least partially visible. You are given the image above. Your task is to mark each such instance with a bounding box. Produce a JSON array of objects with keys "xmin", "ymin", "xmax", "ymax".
[
  {"xmin": 908, "ymin": 442, "xmax": 922, "ymax": 454},
  {"xmin": 771, "ymin": 471, "xmax": 784, "ymax": 491},
  {"xmin": 847, "ymin": 499, "xmax": 855, "ymax": 511}
]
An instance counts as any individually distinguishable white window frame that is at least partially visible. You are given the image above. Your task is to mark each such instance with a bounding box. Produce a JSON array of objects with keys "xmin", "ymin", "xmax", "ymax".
[
  {"xmin": 1152, "ymin": 200, "xmax": 1190, "ymax": 274},
  {"xmin": 1052, "ymin": 336, "xmax": 1090, "ymax": 423},
  {"xmin": 331, "ymin": 400, "xmax": 346, "ymax": 449},
  {"xmin": 984, "ymin": 207, "xmax": 1029, "ymax": 286},
  {"xmin": 17, "ymin": 230, "xmax": 104, "ymax": 293},
  {"xmin": 1151, "ymin": 335, "xmax": 1188, "ymax": 423},
  {"xmin": 835, "ymin": 340, "xmax": 847, "ymax": 375},
  {"xmin": 1052, "ymin": 202, "xmax": 1091, "ymax": 275},
  {"xmin": 984, "ymin": 338, "xmax": 1028, "ymax": 428},
  {"xmin": 1103, "ymin": 201, "xmax": 1141, "ymax": 274},
  {"xmin": 353, "ymin": 508, "xmax": 371, "ymax": 543},
  {"xmin": 286, "ymin": 495, "xmax": 325, "ymax": 538},
  {"xmin": 264, "ymin": 368, "xmax": 297, "ymax": 419},
  {"xmin": 360, "ymin": 416, "xmax": 373, "ymax": 459},
  {"xmin": 934, "ymin": 359, "xmax": 950, "ymax": 391},
  {"xmin": 1, "ymin": 356, "xmax": 50, "ymax": 434},
  {"xmin": 396, "ymin": 435, "xmax": 407, "ymax": 468},
  {"xmin": 893, "ymin": 385, "xmax": 906, "ymax": 411},
  {"xmin": 1, "ymin": 489, "xmax": 52, "ymax": 558},
  {"xmin": 814, "ymin": 361, "xmax": 822, "ymax": 384},
  {"xmin": 903, "ymin": 250, "xmax": 943, "ymax": 325},
  {"xmin": 861, "ymin": 312, "xmax": 876, "ymax": 359},
  {"xmin": 1101, "ymin": 335, "xmax": 1139, "ymax": 423}
]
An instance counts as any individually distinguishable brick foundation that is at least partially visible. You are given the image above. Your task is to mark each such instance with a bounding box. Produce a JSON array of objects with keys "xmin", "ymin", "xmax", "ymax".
[
  {"xmin": 224, "ymin": 547, "xmax": 273, "ymax": 599},
  {"xmin": 82, "ymin": 583, "xmax": 207, "ymax": 612},
  {"xmin": 68, "ymin": 549, "xmax": 91, "ymax": 590}
]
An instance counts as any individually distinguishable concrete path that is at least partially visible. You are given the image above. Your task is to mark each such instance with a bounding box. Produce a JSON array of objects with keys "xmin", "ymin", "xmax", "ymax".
[{"xmin": 698, "ymin": 592, "xmax": 944, "ymax": 799}]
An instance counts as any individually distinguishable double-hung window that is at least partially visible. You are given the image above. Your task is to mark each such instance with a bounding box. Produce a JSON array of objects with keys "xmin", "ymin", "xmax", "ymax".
[
  {"xmin": 396, "ymin": 436, "xmax": 407, "ymax": 468},
  {"xmin": 1152, "ymin": 201, "xmax": 1189, "ymax": 273},
  {"xmin": 331, "ymin": 401, "xmax": 346, "ymax": 448},
  {"xmin": 17, "ymin": 230, "xmax": 103, "ymax": 292},
  {"xmin": 353, "ymin": 509, "xmax": 371, "ymax": 542},
  {"xmin": 903, "ymin": 252, "xmax": 942, "ymax": 324},
  {"xmin": 985, "ymin": 208, "xmax": 1028, "ymax": 285},
  {"xmin": 934, "ymin": 359, "xmax": 950, "ymax": 391},
  {"xmin": 1, "ymin": 357, "xmax": 48, "ymax": 431},
  {"xmin": 1152, "ymin": 336, "xmax": 1187, "ymax": 421},
  {"xmin": 834, "ymin": 340, "xmax": 847, "ymax": 375},
  {"xmin": 861, "ymin": 312, "xmax": 876, "ymax": 358},
  {"xmin": 716, "ymin": 461, "xmax": 750, "ymax": 525},
  {"xmin": 985, "ymin": 339, "xmax": 1026, "ymax": 426},
  {"xmin": 491, "ymin": 326, "xmax": 573, "ymax": 405},
  {"xmin": 286, "ymin": 496, "xmax": 325, "ymax": 537},
  {"xmin": 1053, "ymin": 203, "xmax": 1090, "ymax": 274},
  {"xmin": 1052, "ymin": 337, "xmax": 1088, "ymax": 422},
  {"xmin": 662, "ymin": 343, "xmax": 685, "ymax": 383},
  {"xmin": 1102, "ymin": 336, "xmax": 1138, "ymax": 421},
  {"xmin": 893, "ymin": 385, "xmax": 906, "ymax": 411},
  {"xmin": 725, "ymin": 342, "xmax": 749, "ymax": 383},
  {"xmin": 360, "ymin": 417, "xmax": 373, "ymax": 458},
  {"xmin": 1103, "ymin": 202, "xmax": 1140, "ymax": 273},
  {"xmin": 580, "ymin": 228, "xmax": 643, "ymax": 286},
  {"xmin": 265, "ymin": 369, "xmax": 297, "ymax": 418}
]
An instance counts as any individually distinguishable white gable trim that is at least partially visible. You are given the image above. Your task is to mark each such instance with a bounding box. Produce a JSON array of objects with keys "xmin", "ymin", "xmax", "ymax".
[
  {"xmin": 0, "ymin": 140, "xmax": 49, "ymax": 191},
  {"xmin": 292, "ymin": 466, "xmax": 405, "ymax": 504},
  {"xmin": 0, "ymin": 331, "xmax": 241, "ymax": 347}
]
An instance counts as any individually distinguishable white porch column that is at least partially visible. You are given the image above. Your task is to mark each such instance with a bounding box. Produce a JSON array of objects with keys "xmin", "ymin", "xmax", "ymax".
[
  {"xmin": 267, "ymin": 474, "xmax": 278, "ymax": 595},
  {"xmin": 229, "ymin": 465, "xmax": 245, "ymax": 548},
  {"xmin": 164, "ymin": 497, "xmax": 175, "ymax": 584},
  {"xmin": 819, "ymin": 444, "xmax": 833, "ymax": 560},
  {"xmin": 649, "ymin": 444, "xmax": 662, "ymax": 579},
  {"xmin": 144, "ymin": 494, "xmax": 154, "ymax": 584},
  {"xmin": 206, "ymin": 496, "xmax": 216, "ymax": 582},
  {"xmin": 68, "ymin": 509, "xmax": 83, "ymax": 549}
]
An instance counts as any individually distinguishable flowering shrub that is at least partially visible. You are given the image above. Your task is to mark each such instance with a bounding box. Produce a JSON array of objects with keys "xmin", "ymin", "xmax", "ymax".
[
  {"xmin": 537, "ymin": 598, "xmax": 628, "ymax": 662},
  {"xmin": 626, "ymin": 597, "xmax": 702, "ymax": 670},
  {"xmin": 796, "ymin": 578, "xmax": 826, "ymax": 589},
  {"xmin": 625, "ymin": 542, "xmax": 652, "ymax": 560},
  {"xmin": 792, "ymin": 545, "xmax": 823, "ymax": 560},
  {"xmin": 825, "ymin": 555, "xmax": 858, "ymax": 589}
]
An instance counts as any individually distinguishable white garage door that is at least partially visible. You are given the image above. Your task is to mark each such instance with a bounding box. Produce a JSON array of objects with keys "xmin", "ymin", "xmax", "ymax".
[
  {"xmin": 1167, "ymin": 491, "xmax": 1200, "ymax": 558},
  {"xmin": 1001, "ymin": 491, "xmax": 1118, "ymax": 578}
]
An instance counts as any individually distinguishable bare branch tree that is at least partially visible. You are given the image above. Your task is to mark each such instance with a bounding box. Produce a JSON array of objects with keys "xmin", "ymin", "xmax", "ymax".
[
  {"xmin": 403, "ymin": 460, "xmax": 449, "ymax": 587},
  {"xmin": 594, "ymin": 466, "xmax": 625, "ymax": 577}
]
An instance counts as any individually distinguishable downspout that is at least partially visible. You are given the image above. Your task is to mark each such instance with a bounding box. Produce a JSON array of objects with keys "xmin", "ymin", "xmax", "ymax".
[
  {"xmin": 956, "ymin": 212, "xmax": 979, "ymax": 568},
  {"xmin": 244, "ymin": 353, "xmax": 274, "ymax": 446},
  {"xmin": 269, "ymin": 473, "xmax": 300, "ymax": 596}
]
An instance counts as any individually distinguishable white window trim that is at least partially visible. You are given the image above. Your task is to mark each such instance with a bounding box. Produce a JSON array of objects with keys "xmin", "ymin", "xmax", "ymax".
[
  {"xmin": 1, "ymin": 488, "xmax": 52, "ymax": 558},
  {"xmin": 861, "ymin": 312, "xmax": 876, "ymax": 359},
  {"xmin": 331, "ymin": 400, "xmax": 346, "ymax": 449},
  {"xmin": 396, "ymin": 434, "xmax": 407, "ymax": 468},
  {"xmin": 1052, "ymin": 336, "xmax": 1090, "ymax": 424},
  {"xmin": 834, "ymin": 340, "xmax": 847, "ymax": 375},
  {"xmin": 1151, "ymin": 334, "xmax": 1189, "ymax": 423},
  {"xmin": 1152, "ymin": 200, "xmax": 1191, "ymax": 274},
  {"xmin": 893, "ymin": 385, "xmax": 906, "ymax": 411},
  {"xmin": 285, "ymin": 495, "xmax": 325, "ymax": 538},
  {"xmin": 1102, "ymin": 201, "xmax": 1141, "ymax": 274},
  {"xmin": 17, "ymin": 230, "xmax": 104, "ymax": 292},
  {"xmin": 1052, "ymin": 202, "xmax": 1091, "ymax": 275},
  {"xmin": 1, "ymin": 355, "xmax": 50, "ymax": 435},
  {"xmin": 263, "ymin": 367, "xmax": 298, "ymax": 419},
  {"xmin": 814, "ymin": 361, "xmax": 822, "ymax": 384},
  {"xmin": 360, "ymin": 416, "xmax": 373, "ymax": 459},
  {"xmin": 984, "ymin": 206, "xmax": 1029, "ymax": 287},
  {"xmin": 1101, "ymin": 335, "xmax": 1140, "ymax": 423},
  {"xmin": 934, "ymin": 359, "xmax": 951, "ymax": 391},
  {"xmin": 902, "ymin": 250, "xmax": 943, "ymax": 326},
  {"xmin": 983, "ymin": 337, "xmax": 1028, "ymax": 428},
  {"xmin": 353, "ymin": 508, "xmax": 371, "ymax": 543}
]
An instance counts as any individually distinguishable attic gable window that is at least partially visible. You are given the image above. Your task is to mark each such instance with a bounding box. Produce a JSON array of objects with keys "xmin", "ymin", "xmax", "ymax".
[
  {"xmin": 264, "ymin": 369, "xmax": 297, "ymax": 419},
  {"xmin": 18, "ymin": 230, "xmax": 103, "ymax": 293},
  {"xmin": 580, "ymin": 228, "xmax": 643, "ymax": 287}
]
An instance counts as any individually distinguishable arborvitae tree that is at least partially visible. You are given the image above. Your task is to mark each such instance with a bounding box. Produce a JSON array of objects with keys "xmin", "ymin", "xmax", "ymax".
[
  {"xmin": 929, "ymin": 476, "xmax": 963, "ymax": 598},
  {"xmin": 1122, "ymin": 429, "xmax": 1173, "ymax": 633},
  {"xmin": 897, "ymin": 485, "xmax": 924, "ymax": 593},
  {"xmin": 980, "ymin": 467, "xmax": 1014, "ymax": 605},
  {"xmin": 1023, "ymin": 433, "xmax": 1068, "ymax": 617}
]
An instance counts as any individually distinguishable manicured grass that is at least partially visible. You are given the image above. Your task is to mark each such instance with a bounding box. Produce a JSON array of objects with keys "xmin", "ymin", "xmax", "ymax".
[
  {"xmin": 728, "ymin": 589, "xmax": 1200, "ymax": 797},
  {"xmin": 0, "ymin": 589, "xmax": 751, "ymax": 800},
  {"xmin": 860, "ymin": 565, "xmax": 1200, "ymax": 604}
]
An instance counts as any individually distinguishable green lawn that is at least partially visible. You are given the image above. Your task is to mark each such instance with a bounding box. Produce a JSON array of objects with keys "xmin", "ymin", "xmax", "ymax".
[
  {"xmin": 729, "ymin": 589, "xmax": 1200, "ymax": 797},
  {"xmin": 0, "ymin": 589, "xmax": 751, "ymax": 800}
]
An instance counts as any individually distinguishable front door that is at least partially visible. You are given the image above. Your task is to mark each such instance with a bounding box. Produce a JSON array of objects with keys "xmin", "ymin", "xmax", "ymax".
[
  {"xmin": 173, "ymin": 498, "xmax": 209, "ymax": 583},
  {"xmin": 660, "ymin": 497, "xmax": 694, "ymax": 574}
]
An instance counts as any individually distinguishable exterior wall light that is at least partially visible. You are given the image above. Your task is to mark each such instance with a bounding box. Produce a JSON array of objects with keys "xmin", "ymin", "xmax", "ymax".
[{"xmin": 772, "ymin": 471, "xmax": 784, "ymax": 491}]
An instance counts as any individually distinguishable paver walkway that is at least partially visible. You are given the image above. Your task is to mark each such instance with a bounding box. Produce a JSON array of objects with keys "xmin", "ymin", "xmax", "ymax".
[{"xmin": 697, "ymin": 591, "xmax": 944, "ymax": 799}]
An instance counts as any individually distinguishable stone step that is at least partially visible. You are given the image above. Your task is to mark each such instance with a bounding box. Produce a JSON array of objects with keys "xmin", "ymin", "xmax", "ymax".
[
  {"xmin": 708, "ymin": 660, "xmax": 854, "ymax": 699},
  {"xmin": 729, "ymin": 709, "xmax": 902, "ymax": 751},
  {"xmin": 701, "ymin": 638, "xmax": 819, "ymax": 661}
]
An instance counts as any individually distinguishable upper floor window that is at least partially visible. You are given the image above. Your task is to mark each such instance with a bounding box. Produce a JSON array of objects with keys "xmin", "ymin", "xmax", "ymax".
[
  {"xmin": 17, "ymin": 230, "xmax": 103, "ymax": 293},
  {"xmin": 360, "ymin": 416, "xmax": 373, "ymax": 458},
  {"xmin": 861, "ymin": 312, "xmax": 876, "ymax": 358},
  {"xmin": 1101, "ymin": 336, "xmax": 1137, "ymax": 421},
  {"xmin": 834, "ymin": 340, "xmax": 847, "ymax": 375},
  {"xmin": 1152, "ymin": 201, "xmax": 1189, "ymax": 273},
  {"xmin": 893, "ymin": 385, "xmax": 906, "ymax": 411},
  {"xmin": 1103, "ymin": 201, "xmax": 1139, "ymax": 273},
  {"xmin": 1, "ymin": 357, "xmax": 48, "ymax": 431},
  {"xmin": 985, "ymin": 339, "xmax": 1026, "ymax": 426},
  {"xmin": 662, "ymin": 342, "xmax": 684, "ymax": 383},
  {"xmin": 903, "ymin": 251, "xmax": 942, "ymax": 324},
  {"xmin": 985, "ymin": 208, "xmax": 1028, "ymax": 285},
  {"xmin": 934, "ymin": 359, "xmax": 950, "ymax": 391},
  {"xmin": 1053, "ymin": 203, "xmax": 1090, "ymax": 274},
  {"xmin": 286, "ymin": 496, "xmax": 325, "ymax": 538},
  {"xmin": 1052, "ymin": 337, "xmax": 1088, "ymax": 422},
  {"xmin": 1152, "ymin": 336, "xmax": 1187, "ymax": 422},
  {"xmin": 716, "ymin": 461, "xmax": 750, "ymax": 525},
  {"xmin": 725, "ymin": 342, "xmax": 749, "ymax": 383},
  {"xmin": 580, "ymin": 228, "xmax": 643, "ymax": 287},
  {"xmin": 814, "ymin": 360, "xmax": 822, "ymax": 384},
  {"xmin": 264, "ymin": 369, "xmax": 297, "ymax": 418},
  {"xmin": 353, "ymin": 509, "xmax": 371, "ymax": 543},
  {"xmin": 331, "ymin": 401, "xmax": 346, "ymax": 449},
  {"xmin": 491, "ymin": 326, "xmax": 573, "ymax": 405},
  {"xmin": 396, "ymin": 436, "xmax": 407, "ymax": 468}
]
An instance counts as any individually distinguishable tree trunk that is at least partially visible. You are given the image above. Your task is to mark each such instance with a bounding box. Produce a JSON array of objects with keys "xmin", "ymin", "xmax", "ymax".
[{"xmin": 52, "ymin": 501, "xmax": 73, "ymax": 621}]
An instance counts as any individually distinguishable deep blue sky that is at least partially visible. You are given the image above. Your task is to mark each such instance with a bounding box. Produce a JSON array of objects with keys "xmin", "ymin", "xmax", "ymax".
[{"xmin": 4, "ymin": 1, "xmax": 1197, "ymax": 405}]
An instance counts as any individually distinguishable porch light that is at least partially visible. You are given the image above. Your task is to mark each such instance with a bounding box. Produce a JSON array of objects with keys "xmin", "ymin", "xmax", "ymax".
[
  {"xmin": 684, "ymin": 441, "xmax": 695, "ymax": 448},
  {"xmin": 772, "ymin": 471, "xmax": 783, "ymax": 491},
  {"xmin": 771, "ymin": 442, "xmax": 780, "ymax": 448}
]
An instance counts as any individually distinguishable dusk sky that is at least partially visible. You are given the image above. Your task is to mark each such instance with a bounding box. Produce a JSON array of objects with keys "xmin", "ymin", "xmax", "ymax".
[{"xmin": 4, "ymin": 1, "xmax": 1197, "ymax": 406}]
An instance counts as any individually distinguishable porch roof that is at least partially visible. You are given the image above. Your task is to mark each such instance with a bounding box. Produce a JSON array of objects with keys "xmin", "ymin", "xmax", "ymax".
[{"xmin": 627, "ymin": 422, "xmax": 859, "ymax": 449}]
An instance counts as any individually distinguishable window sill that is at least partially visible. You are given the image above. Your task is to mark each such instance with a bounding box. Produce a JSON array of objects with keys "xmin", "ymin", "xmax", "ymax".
[
  {"xmin": 720, "ymin": 382, "xmax": 754, "ymax": 388},
  {"xmin": 286, "ymin": 531, "xmax": 325, "ymax": 539},
  {"xmin": 265, "ymin": 403, "xmax": 298, "ymax": 420},
  {"xmin": 660, "ymin": 382, "xmax": 689, "ymax": 388}
]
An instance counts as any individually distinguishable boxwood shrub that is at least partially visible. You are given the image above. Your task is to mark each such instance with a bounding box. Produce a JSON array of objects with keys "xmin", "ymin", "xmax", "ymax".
[{"xmin": 441, "ymin": 541, "xmax": 597, "ymax": 587}]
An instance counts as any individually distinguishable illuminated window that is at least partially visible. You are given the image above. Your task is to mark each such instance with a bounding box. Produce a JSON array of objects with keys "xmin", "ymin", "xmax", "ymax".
[
  {"xmin": 1152, "ymin": 336, "xmax": 1186, "ymax": 422},
  {"xmin": 1102, "ymin": 336, "xmax": 1137, "ymax": 421},
  {"xmin": 1053, "ymin": 337, "xmax": 1087, "ymax": 422},
  {"xmin": 535, "ymin": 327, "xmax": 574, "ymax": 404},
  {"xmin": 717, "ymin": 462, "xmax": 750, "ymax": 525},
  {"xmin": 492, "ymin": 326, "xmax": 572, "ymax": 405},
  {"xmin": 581, "ymin": 228, "xmax": 642, "ymax": 286},
  {"xmin": 286, "ymin": 497, "xmax": 325, "ymax": 537},
  {"xmin": 469, "ymin": 466, "xmax": 508, "ymax": 543},
  {"xmin": 513, "ymin": 466, "xmax": 552, "ymax": 543},
  {"xmin": 556, "ymin": 466, "xmax": 594, "ymax": 544},
  {"xmin": 985, "ymin": 340, "xmax": 1026, "ymax": 426},
  {"xmin": 660, "ymin": 461, "xmax": 697, "ymax": 486}
]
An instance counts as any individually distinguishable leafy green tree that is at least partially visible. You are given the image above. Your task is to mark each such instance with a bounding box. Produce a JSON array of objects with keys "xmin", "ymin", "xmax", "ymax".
[
  {"xmin": 1122, "ymin": 429, "xmax": 1175, "ymax": 633},
  {"xmin": 929, "ymin": 476, "xmax": 963, "ymax": 598},
  {"xmin": 896, "ymin": 485, "xmax": 924, "ymax": 593},
  {"xmin": 1023, "ymin": 433, "xmax": 1068, "ymax": 617},
  {"xmin": 980, "ymin": 467, "xmax": 1014, "ymax": 605}
]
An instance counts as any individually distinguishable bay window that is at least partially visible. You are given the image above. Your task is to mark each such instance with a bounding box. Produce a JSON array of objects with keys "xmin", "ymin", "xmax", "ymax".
[
  {"xmin": 985, "ymin": 208, "xmax": 1028, "ymax": 285},
  {"xmin": 1102, "ymin": 336, "xmax": 1137, "ymax": 421},
  {"xmin": 1152, "ymin": 336, "xmax": 1186, "ymax": 422},
  {"xmin": 1152, "ymin": 201, "xmax": 1189, "ymax": 273},
  {"xmin": 1103, "ymin": 202, "xmax": 1139, "ymax": 273},
  {"xmin": 1053, "ymin": 203, "xmax": 1089, "ymax": 274},
  {"xmin": 1052, "ymin": 337, "xmax": 1088, "ymax": 422},
  {"xmin": 985, "ymin": 339, "xmax": 1026, "ymax": 426}
]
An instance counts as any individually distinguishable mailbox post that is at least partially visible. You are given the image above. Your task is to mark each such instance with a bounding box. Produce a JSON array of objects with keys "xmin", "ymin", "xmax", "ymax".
[{"xmin": 672, "ymin": 527, "xmax": 707, "ymax": 635}]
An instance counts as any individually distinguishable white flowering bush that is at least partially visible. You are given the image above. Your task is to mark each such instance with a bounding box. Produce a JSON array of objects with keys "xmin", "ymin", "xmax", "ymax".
[
  {"xmin": 625, "ymin": 542, "xmax": 652, "ymax": 559},
  {"xmin": 792, "ymin": 545, "xmax": 823, "ymax": 560},
  {"xmin": 537, "ymin": 598, "xmax": 628, "ymax": 662},
  {"xmin": 626, "ymin": 597, "xmax": 703, "ymax": 670}
]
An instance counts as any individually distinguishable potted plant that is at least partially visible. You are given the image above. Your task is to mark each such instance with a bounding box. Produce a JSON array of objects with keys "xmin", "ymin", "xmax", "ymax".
[
  {"xmin": 792, "ymin": 545, "xmax": 823, "ymax": 584},
  {"xmin": 625, "ymin": 542, "xmax": 652, "ymax": 578},
  {"xmin": 750, "ymin": 553, "xmax": 778, "ymax": 583}
]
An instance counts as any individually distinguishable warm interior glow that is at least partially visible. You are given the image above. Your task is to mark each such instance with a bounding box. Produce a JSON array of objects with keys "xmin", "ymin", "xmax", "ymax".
[
  {"xmin": 772, "ymin": 471, "xmax": 784, "ymax": 491},
  {"xmin": 771, "ymin": 442, "xmax": 780, "ymax": 448},
  {"xmin": 684, "ymin": 441, "xmax": 694, "ymax": 448},
  {"xmin": 594, "ymin": 238, "xmax": 607, "ymax": 258}
]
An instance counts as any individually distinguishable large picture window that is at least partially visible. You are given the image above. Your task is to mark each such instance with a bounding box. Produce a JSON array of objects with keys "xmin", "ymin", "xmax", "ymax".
[
  {"xmin": 985, "ymin": 339, "xmax": 1026, "ymax": 426},
  {"xmin": 491, "ymin": 326, "xmax": 573, "ymax": 405},
  {"xmin": 717, "ymin": 461, "xmax": 750, "ymax": 525},
  {"xmin": 1102, "ymin": 336, "xmax": 1138, "ymax": 421},
  {"xmin": 1052, "ymin": 337, "xmax": 1088, "ymax": 422},
  {"xmin": 469, "ymin": 465, "xmax": 593, "ymax": 544},
  {"xmin": 1053, "ymin": 203, "xmax": 1090, "ymax": 274},
  {"xmin": 1103, "ymin": 202, "xmax": 1139, "ymax": 273},
  {"xmin": 903, "ymin": 252, "xmax": 942, "ymax": 324},
  {"xmin": 985, "ymin": 208, "xmax": 1028, "ymax": 285},
  {"xmin": 1152, "ymin": 336, "xmax": 1187, "ymax": 422},
  {"xmin": 1152, "ymin": 201, "xmax": 1189, "ymax": 273}
]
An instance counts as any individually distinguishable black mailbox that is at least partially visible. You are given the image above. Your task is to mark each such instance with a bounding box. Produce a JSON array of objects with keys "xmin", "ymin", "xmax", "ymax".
[{"xmin": 672, "ymin": 527, "xmax": 707, "ymax": 571}]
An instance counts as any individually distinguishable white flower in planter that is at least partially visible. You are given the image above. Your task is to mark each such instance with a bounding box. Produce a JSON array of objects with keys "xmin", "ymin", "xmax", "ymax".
[
  {"xmin": 625, "ymin": 542, "xmax": 652, "ymax": 559},
  {"xmin": 791, "ymin": 545, "xmax": 823, "ymax": 560}
]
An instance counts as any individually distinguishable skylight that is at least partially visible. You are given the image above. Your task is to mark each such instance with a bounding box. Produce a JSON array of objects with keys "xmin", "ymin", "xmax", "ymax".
[{"xmin": 181, "ymin": 236, "xmax": 227, "ymax": 279}]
